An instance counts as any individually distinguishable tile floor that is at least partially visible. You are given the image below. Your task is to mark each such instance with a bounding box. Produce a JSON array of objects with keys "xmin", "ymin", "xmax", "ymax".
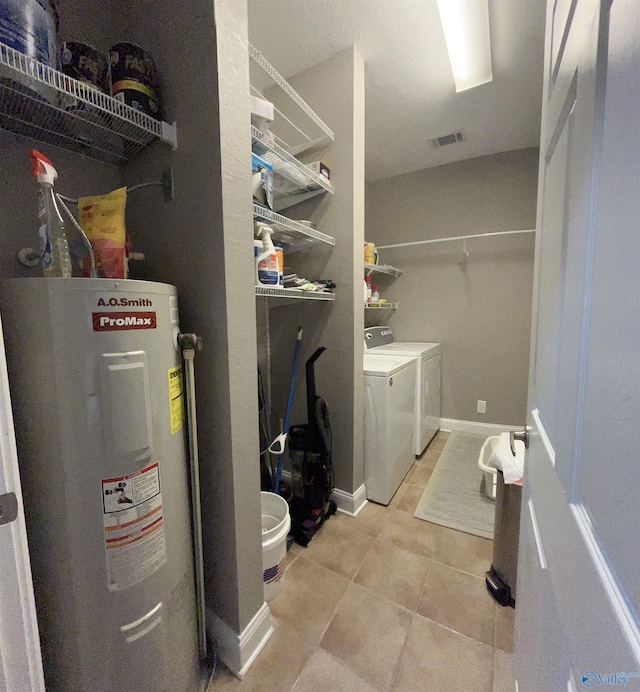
[{"xmin": 209, "ymin": 432, "xmax": 516, "ymax": 692}]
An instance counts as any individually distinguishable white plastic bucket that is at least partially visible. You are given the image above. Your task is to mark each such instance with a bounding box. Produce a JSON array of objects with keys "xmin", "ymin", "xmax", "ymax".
[
  {"xmin": 478, "ymin": 436, "xmax": 499, "ymax": 501},
  {"xmin": 261, "ymin": 491, "xmax": 291, "ymax": 602}
]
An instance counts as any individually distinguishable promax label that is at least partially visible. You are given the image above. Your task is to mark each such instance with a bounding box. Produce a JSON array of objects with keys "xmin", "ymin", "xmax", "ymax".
[{"xmin": 93, "ymin": 311, "xmax": 157, "ymax": 331}]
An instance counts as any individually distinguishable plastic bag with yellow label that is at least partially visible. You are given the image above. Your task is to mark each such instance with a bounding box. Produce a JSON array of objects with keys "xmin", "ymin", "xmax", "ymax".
[{"xmin": 78, "ymin": 187, "xmax": 127, "ymax": 278}]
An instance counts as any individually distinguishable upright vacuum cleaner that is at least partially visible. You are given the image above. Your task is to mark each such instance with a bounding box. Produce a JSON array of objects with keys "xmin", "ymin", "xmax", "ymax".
[{"xmin": 288, "ymin": 347, "xmax": 337, "ymax": 546}]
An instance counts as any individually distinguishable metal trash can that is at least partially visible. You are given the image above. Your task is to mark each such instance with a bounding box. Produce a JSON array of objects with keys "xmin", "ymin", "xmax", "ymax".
[{"xmin": 486, "ymin": 470, "xmax": 522, "ymax": 607}]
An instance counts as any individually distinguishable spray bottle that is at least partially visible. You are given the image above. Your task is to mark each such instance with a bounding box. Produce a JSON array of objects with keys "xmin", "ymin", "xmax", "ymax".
[
  {"xmin": 28, "ymin": 149, "xmax": 72, "ymax": 278},
  {"xmin": 255, "ymin": 223, "xmax": 280, "ymax": 286}
]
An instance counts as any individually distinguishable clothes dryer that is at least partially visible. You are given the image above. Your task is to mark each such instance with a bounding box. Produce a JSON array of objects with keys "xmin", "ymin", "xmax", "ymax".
[
  {"xmin": 364, "ymin": 327, "xmax": 441, "ymax": 456},
  {"xmin": 363, "ymin": 353, "xmax": 417, "ymax": 505}
]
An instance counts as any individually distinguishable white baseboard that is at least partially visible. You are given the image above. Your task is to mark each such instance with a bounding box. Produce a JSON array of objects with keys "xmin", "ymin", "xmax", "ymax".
[
  {"xmin": 332, "ymin": 484, "xmax": 367, "ymax": 517},
  {"xmin": 206, "ymin": 602, "xmax": 273, "ymax": 679},
  {"xmin": 440, "ymin": 418, "xmax": 520, "ymax": 437}
]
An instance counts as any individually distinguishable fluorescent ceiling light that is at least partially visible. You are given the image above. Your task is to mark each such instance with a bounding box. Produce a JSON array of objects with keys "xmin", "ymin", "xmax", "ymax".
[{"xmin": 436, "ymin": 0, "xmax": 493, "ymax": 93}]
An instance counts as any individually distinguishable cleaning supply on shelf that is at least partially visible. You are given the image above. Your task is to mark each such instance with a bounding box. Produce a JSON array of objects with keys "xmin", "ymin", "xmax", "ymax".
[
  {"xmin": 59, "ymin": 41, "xmax": 110, "ymax": 116},
  {"xmin": 60, "ymin": 42, "xmax": 110, "ymax": 95},
  {"xmin": 28, "ymin": 149, "xmax": 72, "ymax": 277},
  {"xmin": 274, "ymin": 244, "xmax": 284, "ymax": 286},
  {"xmin": 251, "ymin": 95, "xmax": 274, "ymax": 132},
  {"xmin": 78, "ymin": 187, "xmax": 127, "ymax": 279},
  {"xmin": 364, "ymin": 242, "xmax": 376, "ymax": 264},
  {"xmin": 0, "ymin": 0, "xmax": 58, "ymax": 68},
  {"xmin": 255, "ymin": 223, "xmax": 279, "ymax": 287},
  {"xmin": 252, "ymin": 153, "xmax": 273, "ymax": 209},
  {"xmin": 307, "ymin": 161, "xmax": 330, "ymax": 181},
  {"xmin": 110, "ymin": 42, "xmax": 161, "ymax": 118}
]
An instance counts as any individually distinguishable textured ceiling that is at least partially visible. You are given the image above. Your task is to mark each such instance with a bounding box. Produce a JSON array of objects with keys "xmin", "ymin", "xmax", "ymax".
[{"xmin": 248, "ymin": 0, "xmax": 546, "ymax": 181}]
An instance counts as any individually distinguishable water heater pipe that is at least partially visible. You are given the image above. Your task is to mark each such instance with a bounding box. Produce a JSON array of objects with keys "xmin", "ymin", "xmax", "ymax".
[{"xmin": 178, "ymin": 332, "xmax": 207, "ymax": 661}]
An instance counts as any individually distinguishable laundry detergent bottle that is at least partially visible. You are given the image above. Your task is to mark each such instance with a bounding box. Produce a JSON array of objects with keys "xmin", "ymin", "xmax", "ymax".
[
  {"xmin": 255, "ymin": 223, "xmax": 280, "ymax": 286},
  {"xmin": 29, "ymin": 149, "xmax": 72, "ymax": 277}
]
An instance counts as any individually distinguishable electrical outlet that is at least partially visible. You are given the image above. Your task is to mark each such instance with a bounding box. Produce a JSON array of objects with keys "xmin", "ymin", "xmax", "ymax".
[{"xmin": 477, "ymin": 400, "xmax": 486, "ymax": 414}]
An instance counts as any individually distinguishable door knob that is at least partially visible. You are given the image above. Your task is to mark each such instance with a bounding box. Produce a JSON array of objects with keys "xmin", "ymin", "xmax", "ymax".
[{"xmin": 510, "ymin": 429, "xmax": 529, "ymax": 457}]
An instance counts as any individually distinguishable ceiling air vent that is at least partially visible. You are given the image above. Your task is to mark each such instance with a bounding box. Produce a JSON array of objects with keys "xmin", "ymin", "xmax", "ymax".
[{"xmin": 430, "ymin": 131, "xmax": 465, "ymax": 148}]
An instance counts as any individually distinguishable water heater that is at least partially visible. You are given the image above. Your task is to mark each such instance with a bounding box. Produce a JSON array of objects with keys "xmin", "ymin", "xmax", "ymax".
[{"xmin": 0, "ymin": 278, "xmax": 200, "ymax": 691}]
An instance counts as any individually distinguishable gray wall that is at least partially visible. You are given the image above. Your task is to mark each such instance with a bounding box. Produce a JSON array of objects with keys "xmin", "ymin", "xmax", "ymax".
[
  {"xmin": 255, "ymin": 47, "xmax": 366, "ymax": 495},
  {"xmin": 58, "ymin": 0, "xmax": 118, "ymax": 51},
  {"xmin": 117, "ymin": 0, "xmax": 264, "ymax": 637},
  {"xmin": 366, "ymin": 149, "xmax": 538, "ymax": 426}
]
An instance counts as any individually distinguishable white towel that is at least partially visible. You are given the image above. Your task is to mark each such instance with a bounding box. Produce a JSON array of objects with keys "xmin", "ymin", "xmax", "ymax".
[{"xmin": 488, "ymin": 432, "xmax": 524, "ymax": 485}]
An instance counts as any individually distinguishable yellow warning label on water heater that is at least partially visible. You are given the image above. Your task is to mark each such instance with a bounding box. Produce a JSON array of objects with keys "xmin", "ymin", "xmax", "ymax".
[{"xmin": 168, "ymin": 366, "xmax": 184, "ymax": 434}]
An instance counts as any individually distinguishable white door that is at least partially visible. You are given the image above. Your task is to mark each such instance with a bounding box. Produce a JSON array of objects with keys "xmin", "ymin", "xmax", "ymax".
[
  {"xmin": 0, "ymin": 314, "xmax": 44, "ymax": 691},
  {"xmin": 515, "ymin": 0, "xmax": 640, "ymax": 688}
]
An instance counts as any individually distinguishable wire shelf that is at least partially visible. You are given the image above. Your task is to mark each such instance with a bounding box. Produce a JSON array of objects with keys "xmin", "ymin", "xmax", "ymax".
[
  {"xmin": 249, "ymin": 44, "xmax": 334, "ymax": 142},
  {"xmin": 252, "ymin": 126, "xmax": 333, "ymax": 201},
  {"xmin": 364, "ymin": 302, "xmax": 398, "ymax": 310},
  {"xmin": 253, "ymin": 203, "xmax": 334, "ymax": 250},
  {"xmin": 364, "ymin": 262, "xmax": 403, "ymax": 278},
  {"xmin": 364, "ymin": 302, "xmax": 396, "ymax": 326},
  {"xmin": 255, "ymin": 286, "xmax": 335, "ymax": 301},
  {"xmin": 0, "ymin": 41, "xmax": 177, "ymax": 166}
]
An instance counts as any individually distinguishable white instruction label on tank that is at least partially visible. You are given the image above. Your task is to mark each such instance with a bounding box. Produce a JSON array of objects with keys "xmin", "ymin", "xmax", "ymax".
[
  {"xmin": 102, "ymin": 462, "xmax": 167, "ymax": 592},
  {"xmin": 170, "ymin": 296, "xmax": 179, "ymax": 325}
]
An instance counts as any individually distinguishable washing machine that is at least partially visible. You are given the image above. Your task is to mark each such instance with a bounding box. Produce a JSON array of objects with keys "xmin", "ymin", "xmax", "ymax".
[
  {"xmin": 364, "ymin": 327, "xmax": 441, "ymax": 456},
  {"xmin": 363, "ymin": 353, "xmax": 417, "ymax": 505}
]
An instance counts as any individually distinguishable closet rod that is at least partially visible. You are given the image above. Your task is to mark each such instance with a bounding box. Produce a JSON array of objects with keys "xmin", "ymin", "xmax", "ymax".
[{"xmin": 377, "ymin": 229, "xmax": 535, "ymax": 250}]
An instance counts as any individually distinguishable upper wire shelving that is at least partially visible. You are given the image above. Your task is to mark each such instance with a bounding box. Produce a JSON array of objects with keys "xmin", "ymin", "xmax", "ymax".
[
  {"xmin": 0, "ymin": 41, "xmax": 177, "ymax": 166},
  {"xmin": 249, "ymin": 44, "xmax": 334, "ymax": 150},
  {"xmin": 250, "ymin": 43, "xmax": 335, "ymax": 303},
  {"xmin": 249, "ymin": 44, "xmax": 334, "ymax": 214}
]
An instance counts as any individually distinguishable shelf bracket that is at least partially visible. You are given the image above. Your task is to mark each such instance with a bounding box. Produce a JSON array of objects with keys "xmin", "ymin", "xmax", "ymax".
[{"xmin": 161, "ymin": 121, "xmax": 178, "ymax": 149}]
